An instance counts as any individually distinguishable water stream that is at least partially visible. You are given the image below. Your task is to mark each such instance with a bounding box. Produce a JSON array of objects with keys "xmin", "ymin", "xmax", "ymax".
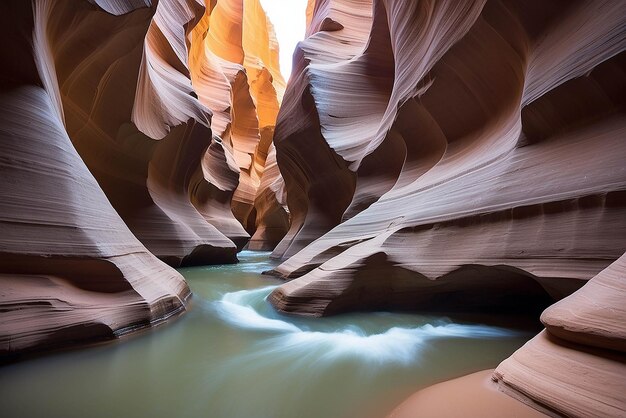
[{"xmin": 0, "ymin": 251, "xmax": 535, "ymax": 418}]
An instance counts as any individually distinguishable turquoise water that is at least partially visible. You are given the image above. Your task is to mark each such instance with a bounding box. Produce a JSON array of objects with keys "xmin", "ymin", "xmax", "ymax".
[{"xmin": 0, "ymin": 251, "xmax": 535, "ymax": 418}]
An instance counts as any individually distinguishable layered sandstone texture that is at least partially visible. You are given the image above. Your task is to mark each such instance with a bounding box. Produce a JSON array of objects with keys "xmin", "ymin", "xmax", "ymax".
[
  {"xmin": 0, "ymin": 0, "xmax": 286, "ymax": 355},
  {"xmin": 494, "ymin": 254, "xmax": 626, "ymax": 417},
  {"xmin": 0, "ymin": 1, "xmax": 190, "ymax": 355},
  {"xmin": 188, "ymin": 0, "xmax": 289, "ymax": 250},
  {"xmin": 49, "ymin": 0, "xmax": 234, "ymax": 266},
  {"xmin": 269, "ymin": 0, "xmax": 626, "ymax": 317}
]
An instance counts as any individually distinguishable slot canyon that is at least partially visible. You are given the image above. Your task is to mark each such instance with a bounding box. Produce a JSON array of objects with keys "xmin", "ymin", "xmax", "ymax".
[{"xmin": 0, "ymin": 0, "xmax": 624, "ymax": 417}]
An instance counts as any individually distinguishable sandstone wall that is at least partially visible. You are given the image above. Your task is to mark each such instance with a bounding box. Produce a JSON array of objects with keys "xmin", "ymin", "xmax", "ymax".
[
  {"xmin": 269, "ymin": 0, "xmax": 626, "ymax": 317},
  {"xmin": 0, "ymin": 0, "xmax": 286, "ymax": 355}
]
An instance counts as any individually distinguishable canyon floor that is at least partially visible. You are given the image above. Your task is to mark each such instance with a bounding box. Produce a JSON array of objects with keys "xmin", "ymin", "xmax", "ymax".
[{"xmin": 0, "ymin": 252, "xmax": 540, "ymax": 418}]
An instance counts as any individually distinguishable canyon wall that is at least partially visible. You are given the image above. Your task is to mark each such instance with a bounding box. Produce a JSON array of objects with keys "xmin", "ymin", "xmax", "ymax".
[
  {"xmin": 267, "ymin": 0, "xmax": 625, "ymax": 416},
  {"xmin": 189, "ymin": 0, "xmax": 289, "ymax": 249},
  {"xmin": 0, "ymin": 0, "xmax": 191, "ymax": 355},
  {"xmin": 269, "ymin": 0, "xmax": 626, "ymax": 315},
  {"xmin": 1, "ymin": 2, "xmax": 624, "ymax": 415},
  {"xmin": 0, "ymin": 0, "xmax": 286, "ymax": 356}
]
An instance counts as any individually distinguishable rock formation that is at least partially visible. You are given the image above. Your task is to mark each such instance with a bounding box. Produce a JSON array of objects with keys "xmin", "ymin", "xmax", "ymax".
[
  {"xmin": 265, "ymin": 1, "xmax": 625, "ymax": 416},
  {"xmin": 189, "ymin": 0, "xmax": 289, "ymax": 249},
  {"xmin": 269, "ymin": 0, "xmax": 626, "ymax": 317},
  {"xmin": 1, "ymin": 1, "xmax": 624, "ymax": 416},
  {"xmin": 0, "ymin": 0, "xmax": 286, "ymax": 356},
  {"xmin": 493, "ymin": 253, "xmax": 626, "ymax": 417},
  {"xmin": 248, "ymin": 142, "xmax": 290, "ymax": 250},
  {"xmin": 0, "ymin": 1, "xmax": 190, "ymax": 355},
  {"xmin": 40, "ymin": 0, "xmax": 237, "ymax": 266}
]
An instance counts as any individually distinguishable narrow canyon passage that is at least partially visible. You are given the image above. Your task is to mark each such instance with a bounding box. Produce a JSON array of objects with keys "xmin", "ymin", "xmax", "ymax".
[
  {"xmin": 1, "ymin": 0, "xmax": 625, "ymax": 417},
  {"xmin": 0, "ymin": 252, "xmax": 535, "ymax": 418}
]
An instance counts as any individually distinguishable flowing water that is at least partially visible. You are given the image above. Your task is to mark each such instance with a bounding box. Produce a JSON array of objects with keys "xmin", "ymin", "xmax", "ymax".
[{"xmin": 0, "ymin": 251, "xmax": 536, "ymax": 418}]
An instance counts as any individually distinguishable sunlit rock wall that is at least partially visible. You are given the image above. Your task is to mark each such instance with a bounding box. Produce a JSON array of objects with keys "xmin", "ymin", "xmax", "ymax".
[
  {"xmin": 42, "ymin": 0, "xmax": 238, "ymax": 266},
  {"xmin": 189, "ymin": 0, "xmax": 289, "ymax": 250},
  {"xmin": 0, "ymin": 0, "xmax": 287, "ymax": 355}
]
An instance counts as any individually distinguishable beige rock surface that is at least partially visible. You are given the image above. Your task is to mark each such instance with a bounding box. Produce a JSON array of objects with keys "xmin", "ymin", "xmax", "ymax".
[
  {"xmin": 493, "ymin": 254, "xmax": 626, "ymax": 417},
  {"xmin": 386, "ymin": 370, "xmax": 547, "ymax": 418},
  {"xmin": 495, "ymin": 330, "xmax": 626, "ymax": 417},
  {"xmin": 0, "ymin": 83, "xmax": 189, "ymax": 355},
  {"xmin": 540, "ymin": 253, "xmax": 626, "ymax": 352}
]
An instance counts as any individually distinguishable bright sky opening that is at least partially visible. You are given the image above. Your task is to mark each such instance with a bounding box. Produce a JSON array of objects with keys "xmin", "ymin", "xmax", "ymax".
[{"xmin": 259, "ymin": 0, "xmax": 308, "ymax": 79}]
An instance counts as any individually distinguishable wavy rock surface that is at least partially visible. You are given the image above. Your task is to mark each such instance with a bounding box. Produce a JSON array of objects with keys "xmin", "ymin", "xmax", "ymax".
[
  {"xmin": 269, "ymin": 0, "xmax": 626, "ymax": 317},
  {"xmin": 33, "ymin": 0, "xmax": 287, "ymax": 264},
  {"xmin": 540, "ymin": 254, "xmax": 626, "ymax": 352},
  {"xmin": 0, "ymin": 0, "xmax": 286, "ymax": 355},
  {"xmin": 189, "ymin": 0, "xmax": 288, "ymax": 248},
  {"xmin": 270, "ymin": 0, "xmax": 373, "ymax": 260},
  {"xmin": 494, "ymin": 330, "xmax": 626, "ymax": 417},
  {"xmin": 0, "ymin": 1, "xmax": 190, "ymax": 355},
  {"xmin": 35, "ymin": 0, "xmax": 237, "ymax": 266}
]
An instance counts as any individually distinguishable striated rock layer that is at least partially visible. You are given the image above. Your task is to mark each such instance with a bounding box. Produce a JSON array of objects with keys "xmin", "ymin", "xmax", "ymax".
[
  {"xmin": 269, "ymin": 0, "xmax": 626, "ymax": 317},
  {"xmin": 46, "ymin": 0, "xmax": 238, "ymax": 265},
  {"xmin": 265, "ymin": 1, "xmax": 625, "ymax": 416},
  {"xmin": 493, "ymin": 254, "xmax": 626, "ymax": 417},
  {"xmin": 0, "ymin": 0, "xmax": 287, "ymax": 356},
  {"xmin": 189, "ymin": 0, "xmax": 289, "ymax": 249},
  {"xmin": 0, "ymin": 1, "xmax": 190, "ymax": 355}
]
